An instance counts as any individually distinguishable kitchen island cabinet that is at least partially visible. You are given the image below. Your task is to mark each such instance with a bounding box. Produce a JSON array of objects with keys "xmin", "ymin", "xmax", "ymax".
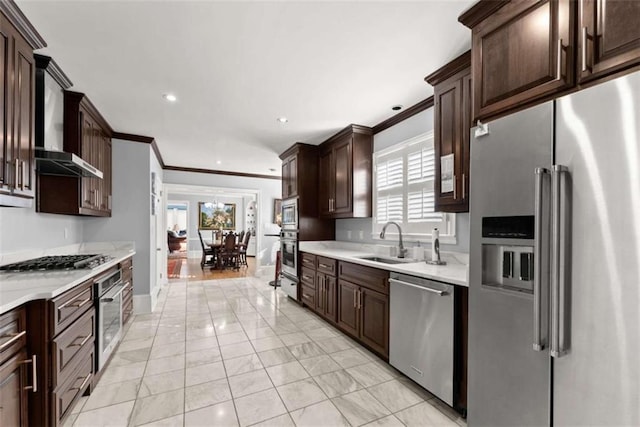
[{"xmin": 0, "ymin": 307, "xmax": 31, "ymax": 427}]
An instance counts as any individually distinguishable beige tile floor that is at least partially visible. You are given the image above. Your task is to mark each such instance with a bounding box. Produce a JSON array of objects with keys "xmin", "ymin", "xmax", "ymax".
[{"xmin": 66, "ymin": 276, "xmax": 467, "ymax": 427}]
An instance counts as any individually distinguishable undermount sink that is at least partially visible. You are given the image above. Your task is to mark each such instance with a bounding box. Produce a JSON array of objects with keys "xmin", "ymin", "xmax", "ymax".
[{"xmin": 357, "ymin": 256, "xmax": 417, "ymax": 264}]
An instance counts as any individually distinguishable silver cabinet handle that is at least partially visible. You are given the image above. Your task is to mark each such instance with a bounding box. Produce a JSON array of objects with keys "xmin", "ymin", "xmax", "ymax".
[
  {"xmin": 550, "ymin": 165, "xmax": 569, "ymax": 358},
  {"xmin": 533, "ymin": 167, "xmax": 550, "ymax": 351},
  {"xmin": 0, "ymin": 331, "xmax": 26, "ymax": 352},
  {"xmin": 71, "ymin": 333, "xmax": 93, "ymax": 348},
  {"xmin": 581, "ymin": 27, "xmax": 590, "ymax": 72},
  {"xmin": 462, "ymin": 173, "xmax": 466, "ymax": 199},
  {"xmin": 453, "ymin": 174, "xmax": 457, "ymax": 199},
  {"xmin": 59, "ymin": 295, "xmax": 91, "ymax": 310},
  {"xmin": 72, "ymin": 372, "xmax": 92, "ymax": 391},
  {"xmin": 353, "ymin": 288, "xmax": 357, "ymax": 309},
  {"xmin": 389, "ymin": 278, "xmax": 448, "ymax": 296},
  {"xmin": 23, "ymin": 355, "xmax": 37, "ymax": 392},
  {"xmin": 14, "ymin": 159, "xmax": 19, "ymax": 189},
  {"xmin": 556, "ymin": 39, "xmax": 563, "ymax": 80}
]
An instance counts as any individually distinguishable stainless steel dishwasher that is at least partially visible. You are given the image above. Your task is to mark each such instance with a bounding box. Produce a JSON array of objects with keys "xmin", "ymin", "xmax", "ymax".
[{"xmin": 389, "ymin": 272, "xmax": 454, "ymax": 406}]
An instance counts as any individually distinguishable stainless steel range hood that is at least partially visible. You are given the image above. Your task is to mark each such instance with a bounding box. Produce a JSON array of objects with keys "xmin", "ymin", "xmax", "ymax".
[
  {"xmin": 35, "ymin": 54, "xmax": 103, "ymax": 179},
  {"xmin": 35, "ymin": 148, "xmax": 103, "ymax": 178}
]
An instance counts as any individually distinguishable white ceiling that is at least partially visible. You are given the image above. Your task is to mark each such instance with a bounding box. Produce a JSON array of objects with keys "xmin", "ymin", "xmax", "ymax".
[{"xmin": 18, "ymin": 0, "xmax": 473, "ymax": 177}]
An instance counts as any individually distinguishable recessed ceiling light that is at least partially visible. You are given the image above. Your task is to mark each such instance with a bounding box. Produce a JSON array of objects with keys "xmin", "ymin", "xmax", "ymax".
[
  {"xmin": 391, "ymin": 105, "xmax": 403, "ymax": 111},
  {"xmin": 269, "ymin": 168, "xmax": 276, "ymax": 172},
  {"xmin": 163, "ymin": 94, "xmax": 177, "ymax": 102},
  {"xmin": 276, "ymin": 117, "xmax": 288, "ymax": 123},
  {"xmin": 216, "ymin": 160, "xmax": 222, "ymax": 165}
]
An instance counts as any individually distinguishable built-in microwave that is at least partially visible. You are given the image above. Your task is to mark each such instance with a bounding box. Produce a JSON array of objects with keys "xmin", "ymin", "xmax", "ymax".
[{"xmin": 281, "ymin": 199, "xmax": 298, "ymax": 230}]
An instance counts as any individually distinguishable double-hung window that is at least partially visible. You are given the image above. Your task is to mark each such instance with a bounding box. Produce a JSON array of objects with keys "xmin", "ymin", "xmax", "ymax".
[{"xmin": 373, "ymin": 131, "xmax": 455, "ymax": 240}]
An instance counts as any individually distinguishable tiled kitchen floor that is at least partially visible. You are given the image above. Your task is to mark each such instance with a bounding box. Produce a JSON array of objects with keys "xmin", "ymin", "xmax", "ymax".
[{"xmin": 67, "ymin": 276, "xmax": 466, "ymax": 427}]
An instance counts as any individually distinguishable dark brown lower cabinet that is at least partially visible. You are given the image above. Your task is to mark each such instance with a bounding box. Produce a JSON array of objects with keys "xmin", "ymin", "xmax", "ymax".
[
  {"xmin": 315, "ymin": 273, "xmax": 336, "ymax": 323},
  {"xmin": 359, "ymin": 287, "xmax": 389, "ymax": 357},
  {"xmin": 0, "ymin": 350, "xmax": 29, "ymax": 426},
  {"xmin": 337, "ymin": 279, "xmax": 389, "ymax": 359},
  {"xmin": 337, "ymin": 280, "xmax": 359, "ymax": 337}
]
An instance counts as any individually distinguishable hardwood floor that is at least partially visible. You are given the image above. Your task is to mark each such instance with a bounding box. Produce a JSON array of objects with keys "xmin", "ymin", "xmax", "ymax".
[{"xmin": 169, "ymin": 256, "xmax": 256, "ymax": 280}]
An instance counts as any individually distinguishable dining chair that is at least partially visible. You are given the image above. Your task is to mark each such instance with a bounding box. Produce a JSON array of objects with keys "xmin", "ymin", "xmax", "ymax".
[
  {"xmin": 237, "ymin": 230, "xmax": 245, "ymax": 246},
  {"xmin": 239, "ymin": 231, "xmax": 251, "ymax": 267},
  {"xmin": 218, "ymin": 232, "xmax": 240, "ymax": 270},
  {"xmin": 198, "ymin": 230, "xmax": 216, "ymax": 269}
]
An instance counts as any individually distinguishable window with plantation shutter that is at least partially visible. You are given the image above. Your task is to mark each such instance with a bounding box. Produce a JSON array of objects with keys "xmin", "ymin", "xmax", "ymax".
[{"xmin": 372, "ymin": 132, "xmax": 454, "ymax": 238}]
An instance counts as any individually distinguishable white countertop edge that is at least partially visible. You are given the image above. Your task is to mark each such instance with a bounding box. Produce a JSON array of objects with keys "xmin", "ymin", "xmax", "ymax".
[
  {"xmin": 0, "ymin": 250, "xmax": 135, "ymax": 315},
  {"xmin": 299, "ymin": 247, "xmax": 468, "ymax": 287}
]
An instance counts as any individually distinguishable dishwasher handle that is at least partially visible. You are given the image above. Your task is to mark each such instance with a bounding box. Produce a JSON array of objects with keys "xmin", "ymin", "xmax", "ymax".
[{"xmin": 389, "ymin": 278, "xmax": 448, "ymax": 296}]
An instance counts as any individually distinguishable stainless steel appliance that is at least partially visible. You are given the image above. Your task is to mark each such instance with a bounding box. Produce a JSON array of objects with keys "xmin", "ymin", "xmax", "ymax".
[
  {"xmin": 94, "ymin": 268, "xmax": 126, "ymax": 371},
  {"xmin": 468, "ymin": 71, "xmax": 640, "ymax": 426},
  {"xmin": 280, "ymin": 230, "xmax": 298, "ymax": 299},
  {"xmin": 0, "ymin": 254, "xmax": 112, "ymax": 271},
  {"xmin": 389, "ymin": 273, "xmax": 454, "ymax": 406},
  {"xmin": 281, "ymin": 198, "xmax": 298, "ymax": 230}
]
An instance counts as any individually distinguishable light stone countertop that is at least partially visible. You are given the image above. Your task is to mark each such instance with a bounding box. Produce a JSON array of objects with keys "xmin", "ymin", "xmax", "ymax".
[
  {"xmin": 298, "ymin": 241, "xmax": 468, "ymax": 287},
  {"xmin": 0, "ymin": 242, "xmax": 136, "ymax": 314}
]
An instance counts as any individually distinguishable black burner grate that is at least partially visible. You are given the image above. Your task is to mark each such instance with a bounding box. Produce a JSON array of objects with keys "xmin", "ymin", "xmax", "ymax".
[{"xmin": 0, "ymin": 254, "xmax": 111, "ymax": 271}]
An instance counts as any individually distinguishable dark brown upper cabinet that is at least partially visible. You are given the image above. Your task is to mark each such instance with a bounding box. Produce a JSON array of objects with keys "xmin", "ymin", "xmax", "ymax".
[
  {"xmin": 318, "ymin": 124, "xmax": 373, "ymax": 219},
  {"xmin": 426, "ymin": 51, "xmax": 471, "ymax": 213},
  {"xmin": 38, "ymin": 91, "xmax": 113, "ymax": 217},
  {"xmin": 578, "ymin": 0, "xmax": 640, "ymax": 83},
  {"xmin": 0, "ymin": 4, "xmax": 46, "ymax": 207},
  {"xmin": 460, "ymin": 0, "xmax": 575, "ymax": 121},
  {"xmin": 279, "ymin": 143, "xmax": 334, "ymax": 241}
]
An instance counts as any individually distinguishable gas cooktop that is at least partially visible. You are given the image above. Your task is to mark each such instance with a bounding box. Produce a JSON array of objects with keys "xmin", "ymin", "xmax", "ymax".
[{"xmin": 0, "ymin": 254, "xmax": 113, "ymax": 272}]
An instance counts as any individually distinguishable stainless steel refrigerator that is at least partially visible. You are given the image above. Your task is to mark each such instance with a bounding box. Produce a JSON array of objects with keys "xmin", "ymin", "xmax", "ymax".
[{"xmin": 468, "ymin": 71, "xmax": 640, "ymax": 426}]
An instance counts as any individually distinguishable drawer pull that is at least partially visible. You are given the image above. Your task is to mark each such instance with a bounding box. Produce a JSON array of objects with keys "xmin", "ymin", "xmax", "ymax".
[
  {"xmin": 22, "ymin": 355, "xmax": 37, "ymax": 392},
  {"xmin": 318, "ymin": 263, "xmax": 331, "ymax": 269},
  {"xmin": 59, "ymin": 296, "xmax": 91, "ymax": 310},
  {"xmin": 71, "ymin": 333, "xmax": 93, "ymax": 348},
  {"xmin": 72, "ymin": 372, "xmax": 92, "ymax": 391},
  {"xmin": 0, "ymin": 331, "xmax": 26, "ymax": 352},
  {"xmin": 410, "ymin": 365, "xmax": 424, "ymax": 376}
]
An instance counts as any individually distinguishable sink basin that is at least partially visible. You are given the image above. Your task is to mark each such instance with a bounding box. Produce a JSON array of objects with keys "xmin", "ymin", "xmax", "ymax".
[{"xmin": 357, "ymin": 256, "xmax": 417, "ymax": 264}]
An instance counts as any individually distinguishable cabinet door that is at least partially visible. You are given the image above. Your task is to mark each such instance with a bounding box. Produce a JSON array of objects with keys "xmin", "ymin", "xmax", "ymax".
[
  {"xmin": 318, "ymin": 149, "xmax": 333, "ymax": 216},
  {"xmin": 104, "ymin": 138, "xmax": 112, "ymax": 212},
  {"xmin": 0, "ymin": 350, "xmax": 29, "ymax": 427},
  {"xmin": 579, "ymin": 0, "xmax": 640, "ymax": 83},
  {"xmin": 0, "ymin": 21, "xmax": 10, "ymax": 194},
  {"xmin": 289, "ymin": 156, "xmax": 298, "ymax": 198},
  {"xmin": 472, "ymin": 0, "xmax": 574, "ymax": 120},
  {"xmin": 315, "ymin": 272, "xmax": 326, "ymax": 314},
  {"xmin": 281, "ymin": 159, "xmax": 289, "ymax": 198},
  {"xmin": 11, "ymin": 34, "xmax": 35, "ymax": 199},
  {"xmin": 359, "ymin": 287, "xmax": 389, "ymax": 357},
  {"xmin": 324, "ymin": 275, "xmax": 337, "ymax": 323},
  {"xmin": 332, "ymin": 136, "xmax": 352, "ymax": 215},
  {"xmin": 80, "ymin": 112, "xmax": 93, "ymax": 209},
  {"xmin": 434, "ymin": 75, "xmax": 464, "ymax": 212},
  {"xmin": 461, "ymin": 72, "xmax": 472, "ymax": 207},
  {"xmin": 337, "ymin": 280, "xmax": 359, "ymax": 337}
]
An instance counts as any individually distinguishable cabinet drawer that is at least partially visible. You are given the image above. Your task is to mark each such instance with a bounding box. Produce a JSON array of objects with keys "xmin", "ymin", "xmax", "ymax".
[
  {"xmin": 52, "ymin": 308, "xmax": 95, "ymax": 388},
  {"xmin": 300, "ymin": 253, "xmax": 316, "ymax": 269},
  {"xmin": 121, "ymin": 257, "xmax": 133, "ymax": 282},
  {"xmin": 338, "ymin": 261, "xmax": 390, "ymax": 295},
  {"xmin": 54, "ymin": 348, "xmax": 93, "ymax": 425},
  {"xmin": 0, "ymin": 306, "xmax": 26, "ymax": 365},
  {"xmin": 50, "ymin": 280, "xmax": 94, "ymax": 337},
  {"xmin": 123, "ymin": 298, "xmax": 134, "ymax": 325},
  {"xmin": 316, "ymin": 256, "xmax": 337, "ymax": 276},
  {"xmin": 300, "ymin": 284, "xmax": 315, "ymax": 308},
  {"xmin": 300, "ymin": 267, "xmax": 316, "ymax": 287}
]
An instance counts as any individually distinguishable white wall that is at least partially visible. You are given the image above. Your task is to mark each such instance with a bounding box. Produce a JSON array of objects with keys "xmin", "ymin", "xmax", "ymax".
[
  {"xmin": 162, "ymin": 170, "xmax": 281, "ymax": 270},
  {"xmin": 335, "ymin": 107, "xmax": 470, "ymax": 253}
]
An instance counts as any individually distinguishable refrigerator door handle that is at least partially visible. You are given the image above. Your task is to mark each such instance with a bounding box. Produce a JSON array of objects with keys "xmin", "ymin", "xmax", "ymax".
[
  {"xmin": 533, "ymin": 167, "xmax": 550, "ymax": 351},
  {"xmin": 551, "ymin": 165, "xmax": 569, "ymax": 358}
]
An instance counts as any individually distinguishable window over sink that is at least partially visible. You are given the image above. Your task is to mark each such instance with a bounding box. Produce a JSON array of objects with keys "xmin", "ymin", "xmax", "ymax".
[{"xmin": 373, "ymin": 131, "xmax": 455, "ymax": 241}]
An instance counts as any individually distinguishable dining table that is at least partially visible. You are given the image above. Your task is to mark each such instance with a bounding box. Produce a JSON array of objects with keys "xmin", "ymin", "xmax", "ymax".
[{"xmin": 205, "ymin": 241, "xmax": 224, "ymax": 269}]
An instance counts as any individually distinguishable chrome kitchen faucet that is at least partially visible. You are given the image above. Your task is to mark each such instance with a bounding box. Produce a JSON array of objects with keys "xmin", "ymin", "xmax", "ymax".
[{"xmin": 380, "ymin": 221, "xmax": 408, "ymax": 258}]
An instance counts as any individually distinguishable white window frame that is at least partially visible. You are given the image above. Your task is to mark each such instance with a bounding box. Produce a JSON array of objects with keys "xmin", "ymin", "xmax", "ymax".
[{"xmin": 372, "ymin": 131, "xmax": 456, "ymax": 243}]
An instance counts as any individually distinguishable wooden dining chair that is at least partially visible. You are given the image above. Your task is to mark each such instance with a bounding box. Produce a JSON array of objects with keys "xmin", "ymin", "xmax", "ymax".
[
  {"xmin": 239, "ymin": 231, "xmax": 251, "ymax": 267},
  {"xmin": 198, "ymin": 230, "xmax": 215, "ymax": 269},
  {"xmin": 218, "ymin": 232, "xmax": 240, "ymax": 270}
]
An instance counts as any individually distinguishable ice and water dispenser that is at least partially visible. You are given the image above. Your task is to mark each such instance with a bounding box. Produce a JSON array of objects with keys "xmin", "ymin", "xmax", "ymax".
[{"xmin": 481, "ymin": 216, "xmax": 535, "ymax": 294}]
